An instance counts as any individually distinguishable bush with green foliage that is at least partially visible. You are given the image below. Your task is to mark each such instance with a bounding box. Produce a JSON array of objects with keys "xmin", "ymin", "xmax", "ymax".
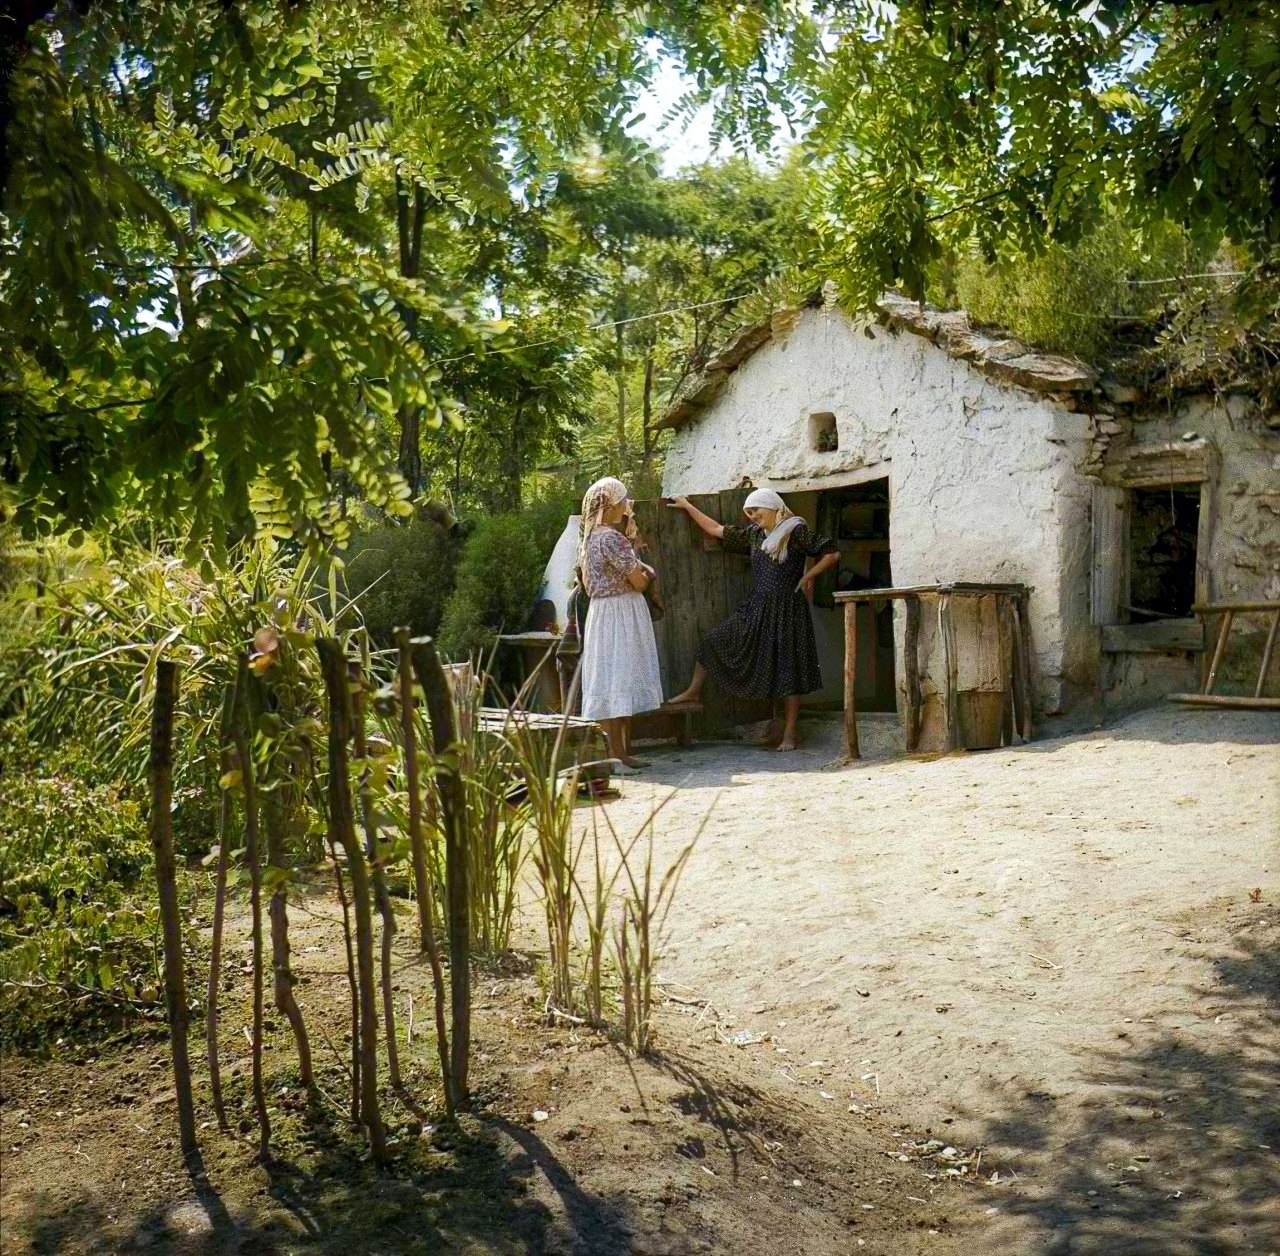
[
  {"xmin": 440, "ymin": 507, "xmax": 568, "ymax": 659},
  {"xmin": 0, "ymin": 742, "xmax": 162, "ymax": 1045},
  {"xmin": 949, "ymin": 214, "xmax": 1211, "ymax": 359},
  {"xmin": 340, "ymin": 516, "xmax": 460, "ymax": 646}
]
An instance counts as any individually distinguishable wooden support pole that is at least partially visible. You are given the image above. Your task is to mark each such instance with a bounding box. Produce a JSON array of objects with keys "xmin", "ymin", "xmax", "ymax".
[
  {"xmin": 843, "ymin": 599, "xmax": 859, "ymax": 760},
  {"xmin": 1203, "ymin": 610, "xmax": 1235, "ymax": 695},
  {"xmin": 1254, "ymin": 610, "xmax": 1279, "ymax": 700},
  {"xmin": 903, "ymin": 597, "xmax": 922, "ymax": 754},
  {"xmin": 398, "ymin": 630, "xmax": 455, "ymax": 1118},
  {"xmin": 206, "ymin": 677, "xmax": 239, "ymax": 1131},
  {"xmin": 148, "ymin": 660, "xmax": 199, "ymax": 1164},
  {"xmin": 232, "ymin": 659, "xmax": 271, "ymax": 1162},
  {"xmin": 317, "ymin": 640, "xmax": 388, "ymax": 1162},
  {"xmin": 1169, "ymin": 693, "xmax": 1280, "ymax": 710},
  {"xmin": 412, "ymin": 638, "xmax": 471, "ymax": 1113}
]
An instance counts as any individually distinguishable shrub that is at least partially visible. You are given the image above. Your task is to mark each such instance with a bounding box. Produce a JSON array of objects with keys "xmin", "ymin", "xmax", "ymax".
[
  {"xmin": 0, "ymin": 748, "xmax": 162, "ymax": 1045},
  {"xmin": 951, "ymin": 213, "xmax": 1211, "ymax": 359},
  {"xmin": 341, "ymin": 514, "xmax": 460, "ymax": 646},
  {"xmin": 439, "ymin": 514, "xmax": 548, "ymax": 658}
]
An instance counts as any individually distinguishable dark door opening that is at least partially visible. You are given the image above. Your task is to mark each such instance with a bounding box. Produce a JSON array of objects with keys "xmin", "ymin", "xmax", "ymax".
[
  {"xmin": 1129, "ymin": 485, "xmax": 1200, "ymax": 621},
  {"xmin": 813, "ymin": 479, "xmax": 896, "ymax": 712}
]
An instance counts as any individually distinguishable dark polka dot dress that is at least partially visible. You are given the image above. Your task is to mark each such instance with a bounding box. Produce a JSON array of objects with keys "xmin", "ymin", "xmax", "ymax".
[{"xmin": 696, "ymin": 522, "xmax": 836, "ymax": 700}]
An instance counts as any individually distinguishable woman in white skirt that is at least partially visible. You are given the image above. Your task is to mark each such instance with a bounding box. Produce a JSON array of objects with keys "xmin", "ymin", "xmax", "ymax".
[{"xmin": 578, "ymin": 476, "xmax": 663, "ymax": 772}]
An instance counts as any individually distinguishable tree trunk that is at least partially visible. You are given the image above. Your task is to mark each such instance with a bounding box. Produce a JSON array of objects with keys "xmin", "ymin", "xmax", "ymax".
[
  {"xmin": 349, "ymin": 661, "xmax": 402, "ymax": 1092},
  {"xmin": 316, "ymin": 639, "xmax": 388, "ymax": 1161},
  {"xmin": 248, "ymin": 674, "xmax": 313, "ymax": 1088},
  {"xmin": 148, "ymin": 659, "xmax": 199, "ymax": 1163},
  {"xmin": 411, "ymin": 640, "xmax": 470, "ymax": 1112},
  {"xmin": 394, "ymin": 175, "xmax": 429, "ymax": 496},
  {"xmin": 329, "ymin": 840, "xmax": 362, "ymax": 1125},
  {"xmin": 642, "ymin": 349, "xmax": 655, "ymax": 466},
  {"xmin": 205, "ymin": 677, "xmax": 239, "ymax": 1131},
  {"xmin": 398, "ymin": 629, "xmax": 454, "ymax": 1117},
  {"xmin": 232, "ymin": 660, "xmax": 271, "ymax": 1161}
]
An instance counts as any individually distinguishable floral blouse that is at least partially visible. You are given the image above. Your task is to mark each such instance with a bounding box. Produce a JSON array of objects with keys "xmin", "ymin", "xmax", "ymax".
[{"xmin": 583, "ymin": 527, "xmax": 640, "ymax": 598}]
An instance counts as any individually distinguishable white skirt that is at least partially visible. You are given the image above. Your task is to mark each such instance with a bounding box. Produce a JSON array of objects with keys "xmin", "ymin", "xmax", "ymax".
[{"xmin": 580, "ymin": 592, "xmax": 664, "ymax": 721}]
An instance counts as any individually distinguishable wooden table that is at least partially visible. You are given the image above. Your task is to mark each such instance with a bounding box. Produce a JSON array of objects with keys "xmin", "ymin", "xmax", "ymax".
[
  {"xmin": 834, "ymin": 583, "xmax": 1034, "ymax": 759},
  {"xmin": 1169, "ymin": 600, "xmax": 1280, "ymax": 709},
  {"xmin": 496, "ymin": 632, "xmax": 563, "ymax": 711}
]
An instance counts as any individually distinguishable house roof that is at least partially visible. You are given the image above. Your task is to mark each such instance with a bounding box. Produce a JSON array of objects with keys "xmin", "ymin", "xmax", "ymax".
[{"xmin": 656, "ymin": 291, "xmax": 1100, "ymax": 431}]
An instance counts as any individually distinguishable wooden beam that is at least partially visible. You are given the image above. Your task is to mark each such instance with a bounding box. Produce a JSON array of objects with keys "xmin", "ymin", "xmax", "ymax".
[
  {"xmin": 1091, "ymin": 482, "xmax": 1128, "ymax": 628},
  {"xmin": 1012, "ymin": 594, "xmax": 1035, "ymax": 741},
  {"xmin": 1191, "ymin": 601, "xmax": 1280, "ymax": 614},
  {"xmin": 1168, "ymin": 693, "xmax": 1280, "ymax": 710}
]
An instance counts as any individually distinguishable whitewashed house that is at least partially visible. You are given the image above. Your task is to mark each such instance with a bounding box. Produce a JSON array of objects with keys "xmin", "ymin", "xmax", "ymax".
[{"xmin": 654, "ymin": 290, "xmax": 1280, "ymax": 737}]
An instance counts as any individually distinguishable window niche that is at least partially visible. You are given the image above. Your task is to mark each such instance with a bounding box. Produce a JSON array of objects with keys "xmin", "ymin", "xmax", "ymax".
[{"xmin": 810, "ymin": 411, "xmax": 839, "ymax": 453}]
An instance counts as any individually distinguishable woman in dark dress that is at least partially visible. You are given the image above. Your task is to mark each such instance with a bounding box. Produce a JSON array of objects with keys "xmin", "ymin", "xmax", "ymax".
[{"xmin": 665, "ymin": 489, "xmax": 839, "ymax": 751}]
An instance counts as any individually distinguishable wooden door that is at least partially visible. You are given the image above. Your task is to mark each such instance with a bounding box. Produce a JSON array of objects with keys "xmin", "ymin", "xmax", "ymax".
[{"xmin": 632, "ymin": 492, "xmax": 772, "ymax": 733}]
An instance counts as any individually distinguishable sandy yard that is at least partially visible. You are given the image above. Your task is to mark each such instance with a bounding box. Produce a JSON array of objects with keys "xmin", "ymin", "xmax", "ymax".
[{"xmin": 585, "ymin": 704, "xmax": 1280, "ymax": 1255}]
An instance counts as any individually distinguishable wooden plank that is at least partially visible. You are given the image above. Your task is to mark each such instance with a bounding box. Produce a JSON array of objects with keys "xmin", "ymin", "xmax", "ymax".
[
  {"xmin": 1191, "ymin": 601, "xmax": 1280, "ymax": 614},
  {"xmin": 1168, "ymin": 693, "xmax": 1280, "ymax": 710},
  {"xmin": 1091, "ymin": 482, "xmax": 1128, "ymax": 627},
  {"xmin": 998, "ymin": 596, "xmax": 1015, "ymax": 748},
  {"xmin": 1101, "ymin": 621, "xmax": 1206, "ymax": 653},
  {"xmin": 903, "ymin": 596, "xmax": 922, "ymax": 753},
  {"xmin": 1203, "ymin": 610, "xmax": 1235, "ymax": 695},
  {"xmin": 1012, "ymin": 593, "xmax": 1035, "ymax": 741},
  {"xmin": 835, "ymin": 582, "xmax": 1032, "ymax": 602},
  {"xmin": 941, "ymin": 594, "xmax": 960, "ymax": 751},
  {"xmin": 1256, "ymin": 611, "xmax": 1280, "ymax": 700},
  {"xmin": 843, "ymin": 599, "xmax": 859, "ymax": 759}
]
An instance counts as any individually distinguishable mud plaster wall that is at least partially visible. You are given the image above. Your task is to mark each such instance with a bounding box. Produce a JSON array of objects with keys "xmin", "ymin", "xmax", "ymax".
[
  {"xmin": 1104, "ymin": 396, "xmax": 1280, "ymax": 706},
  {"xmin": 660, "ymin": 305, "xmax": 1096, "ymax": 717}
]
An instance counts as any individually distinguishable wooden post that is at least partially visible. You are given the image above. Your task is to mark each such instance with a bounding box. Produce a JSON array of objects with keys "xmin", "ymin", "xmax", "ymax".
[
  {"xmin": 316, "ymin": 640, "xmax": 388, "ymax": 1162},
  {"xmin": 903, "ymin": 597, "xmax": 922, "ymax": 753},
  {"xmin": 232, "ymin": 659, "xmax": 271, "ymax": 1161},
  {"xmin": 398, "ymin": 631, "xmax": 455, "ymax": 1117},
  {"xmin": 350, "ymin": 661, "xmax": 402, "ymax": 1092},
  {"xmin": 998, "ymin": 595, "xmax": 1015, "ymax": 748},
  {"xmin": 843, "ymin": 599, "xmax": 859, "ymax": 760},
  {"xmin": 1203, "ymin": 610, "xmax": 1235, "ymax": 695},
  {"xmin": 148, "ymin": 660, "xmax": 199, "ymax": 1164},
  {"xmin": 206, "ymin": 677, "xmax": 239, "ymax": 1131},
  {"xmin": 412, "ymin": 638, "xmax": 471, "ymax": 1113},
  {"xmin": 1256, "ymin": 610, "xmax": 1280, "ymax": 699}
]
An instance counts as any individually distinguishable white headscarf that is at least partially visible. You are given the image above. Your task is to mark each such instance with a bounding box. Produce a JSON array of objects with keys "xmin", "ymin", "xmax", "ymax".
[
  {"xmin": 744, "ymin": 488, "xmax": 804, "ymax": 563},
  {"xmin": 578, "ymin": 476, "xmax": 629, "ymax": 575}
]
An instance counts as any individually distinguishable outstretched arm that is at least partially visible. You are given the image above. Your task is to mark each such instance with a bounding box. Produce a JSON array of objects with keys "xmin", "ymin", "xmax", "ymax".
[
  {"xmin": 667, "ymin": 496, "xmax": 724, "ymax": 539},
  {"xmin": 797, "ymin": 550, "xmax": 840, "ymax": 598}
]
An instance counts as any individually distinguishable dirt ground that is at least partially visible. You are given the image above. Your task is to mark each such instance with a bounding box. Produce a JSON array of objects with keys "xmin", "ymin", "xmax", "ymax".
[
  {"xmin": 594, "ymin": 704, "xmax": 1280, "ymax": 1255},
  {"xmin": 2, "ymin": 704, "xmax": 1276, "ymax": 1255}
]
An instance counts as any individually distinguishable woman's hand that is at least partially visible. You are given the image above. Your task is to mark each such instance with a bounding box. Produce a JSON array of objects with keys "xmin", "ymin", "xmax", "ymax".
[
  {"xmin": 666, "ymin": 496, "xmax": 692, "ymax": 512},
  {"xmin": 796, "ymin": 570, "xmax": 818, "ymax": 598}
]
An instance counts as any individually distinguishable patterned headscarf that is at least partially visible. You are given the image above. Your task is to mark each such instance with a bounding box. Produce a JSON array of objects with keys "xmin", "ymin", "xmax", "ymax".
[
  {"xmin": 745, "ymin": 488, "xmax": 804, "ymax": 563},
  {"xmin": 578, "ymin": 476, "xmax": 629, "ymax": 576}
]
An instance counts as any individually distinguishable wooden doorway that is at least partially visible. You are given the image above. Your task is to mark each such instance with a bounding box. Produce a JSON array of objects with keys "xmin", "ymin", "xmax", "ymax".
[{"xmin": 631, "ymin": 491, "xmax": 772, "ymax": 734}]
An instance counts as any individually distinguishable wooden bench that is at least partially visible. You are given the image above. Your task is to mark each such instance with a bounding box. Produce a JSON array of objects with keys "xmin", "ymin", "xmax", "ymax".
[{"xmin": 1168, "ymin": 600, "xmax": 1280, "ymax": 710}]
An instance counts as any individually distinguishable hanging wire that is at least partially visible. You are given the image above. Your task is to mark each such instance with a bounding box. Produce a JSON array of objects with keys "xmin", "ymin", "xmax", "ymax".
[{"xmin": 434, "ymin": 289, "xmax": 762, "ymax": 364}]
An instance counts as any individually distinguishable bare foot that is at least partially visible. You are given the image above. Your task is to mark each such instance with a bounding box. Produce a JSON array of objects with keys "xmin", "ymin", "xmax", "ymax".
[
  {"xmin": 775, "ymin": 737, "xmax": 798, "ymax": 752},
  {"xmin": 619, "ymin": 755, "xmax": 647, "ymax": 769},
  {"xmin": 760, "ymin": 720, "xmax": 784, "ymax": 748},
  {"xmin": 665, "ymin": 691, "xmax": 700, "ymax": 707}
]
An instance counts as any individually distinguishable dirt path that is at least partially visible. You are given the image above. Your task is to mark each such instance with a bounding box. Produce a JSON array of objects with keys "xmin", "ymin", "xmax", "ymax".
[{"xmin": 588, "ymin": 705, "xmax": 1280, "ymax": 1255}]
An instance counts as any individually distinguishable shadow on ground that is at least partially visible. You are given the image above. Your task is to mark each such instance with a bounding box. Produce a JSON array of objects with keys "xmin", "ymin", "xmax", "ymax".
[
  {"xmin": 978, "ymin": 908, "xmax": 1280, "ymax": 1255},
  {"xmin": 11, "ymin": 1113, "xmax": 633, "ymax": 1256}
]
